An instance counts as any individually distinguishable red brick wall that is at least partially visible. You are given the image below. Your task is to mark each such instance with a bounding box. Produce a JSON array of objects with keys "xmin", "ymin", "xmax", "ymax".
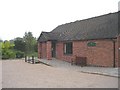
[
  {"xmin": 56, "ymin": 42, "xmax": 63, "ymax": 59},
  {"xmin": 38, "ymin": 41, "xmax": 52, "ymax": 60},
  {"xmin": 117, "ymin": 35, "xmax": 120, "ymax": 67},
  {"xmin": 56, "ymin": 42, "xmax": 73, "ymax": 62},
  {"xmin": 73, "ymin": 40, "xmax": 116, "ymax": 67},
  {"xmin": 55, "ymin": 39, "xmax": 118, "ymax": 67},
  {"xmin": 38, "ymin": 43, "xmax": 41, "ymax": 58},
  {"xmin": 114, "ymin": 36, "xmax": 120, "ymax": 67},
  {"xmin": 46, "ymin": 41, "xmax": 52, "ymax": 60},
  {"xmin": 115, "ymin": 39, "xmax": 118, "ymax": 67},
  {"xmin": 38, "ymin": 42, "xmax": 47, "ymax": 58},
  {"xmin": 38, "ymin": 38, "xmax": 119, "ymax": 67}
]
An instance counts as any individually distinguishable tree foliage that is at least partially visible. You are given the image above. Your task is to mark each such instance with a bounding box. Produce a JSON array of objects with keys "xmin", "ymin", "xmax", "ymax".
[
  {"xmin": 1, "ymin": 32, "xmax": 38, "ymax": 59},
  {"xmin": 2, "ymin": 41, "xmax": 16, "ymax": 59},
  {"xmin": 0, "ymin": 40, "xmax": 2, "ymax": 59},
  {"xmin": 23, "ymin": 32, "xmax": 37, "ymax": 55},
  {"xmin": 2, "ymin": 40, "xmax": 14, "ymax": 49},
  {"xmin": 14, "ymin": 37, "xmax": 26, "ymax": 52}
]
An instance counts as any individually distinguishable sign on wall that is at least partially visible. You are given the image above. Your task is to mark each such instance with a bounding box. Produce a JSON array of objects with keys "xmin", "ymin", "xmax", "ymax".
[{"xmin": 87, "ymin": 42, "xmax": 96, "ymax": 47}]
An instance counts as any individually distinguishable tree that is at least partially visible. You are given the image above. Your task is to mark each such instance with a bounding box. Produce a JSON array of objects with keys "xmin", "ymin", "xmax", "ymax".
[
  {"xmin": 2, "ymin": 41, "xmax": 16, "ymax": 59},
  {"xmin": 0, "ymin": 39, "xmax": 2, "ymax": 59},
  {"xmin": 23, "ymin": 32, "xmax": 37, "ymax": 55},
  {"xmin": 14, "ymin": 37, "xmax": 26, "ymax": 52},
  {"xmin": 34, "ymin": 42, "xmax": 38, "ymax": 52},
  {"xmin": 2, "ymin": 40, "xmax": 14, "ymax": 50}
]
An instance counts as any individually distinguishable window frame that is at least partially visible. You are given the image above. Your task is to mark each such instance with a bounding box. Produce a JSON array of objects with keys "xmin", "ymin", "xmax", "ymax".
[{"xmin": 63, "ymin": 42, "xmax": 73, "ymax": 55}]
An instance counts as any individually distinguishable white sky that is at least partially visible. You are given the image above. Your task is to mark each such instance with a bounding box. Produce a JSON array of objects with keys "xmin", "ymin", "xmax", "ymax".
[{"xmin": 0, "ymin": 0, "xmax": 119, "ymax": 41}]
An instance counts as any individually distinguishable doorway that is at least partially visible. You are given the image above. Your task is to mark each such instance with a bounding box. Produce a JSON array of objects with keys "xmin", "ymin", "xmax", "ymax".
[{"xmin": 52, "ymin": 41, "xmax": 56, "ymax": 58}]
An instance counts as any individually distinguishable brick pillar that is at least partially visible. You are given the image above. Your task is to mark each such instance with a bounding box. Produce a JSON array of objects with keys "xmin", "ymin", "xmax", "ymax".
[
  {"xmin": 46, "ymin": 41, "xmax": 52, "ymax": 60},
  {"xmin": 118, "ymin": 35, "xmax": 120, "ymax": 67},
  {"xmin": 38, "ymin": 42, "xmax": 41, "ymax": 59}
]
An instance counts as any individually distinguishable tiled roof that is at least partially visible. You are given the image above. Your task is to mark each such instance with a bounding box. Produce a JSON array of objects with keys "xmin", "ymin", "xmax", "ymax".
[{"xmin": 38, "ymin": 12, "xmax": 119, "ymax": 42}]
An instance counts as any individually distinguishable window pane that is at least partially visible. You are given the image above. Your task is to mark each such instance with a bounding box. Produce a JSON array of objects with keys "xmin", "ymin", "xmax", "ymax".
[{"xmin": 64, "ymin": 42, "xmax": 72, "ymax": 54}]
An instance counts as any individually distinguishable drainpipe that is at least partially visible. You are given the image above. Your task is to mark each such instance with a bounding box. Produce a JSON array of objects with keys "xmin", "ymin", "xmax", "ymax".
[{"xmin": 112, "ymin": 40, "xmax": 116, "ymax": 68}]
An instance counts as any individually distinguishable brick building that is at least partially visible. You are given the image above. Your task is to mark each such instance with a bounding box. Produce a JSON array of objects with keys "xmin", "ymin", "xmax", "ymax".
[{"xmin": 38, "ymin": 12, "xmax": 120, "ymax": 67}]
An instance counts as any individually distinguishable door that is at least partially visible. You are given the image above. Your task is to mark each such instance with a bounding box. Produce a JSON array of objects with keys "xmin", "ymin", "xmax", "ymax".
[{"xmin": 52, "ymin": 41, "xmax": 56, "ymax": 58}]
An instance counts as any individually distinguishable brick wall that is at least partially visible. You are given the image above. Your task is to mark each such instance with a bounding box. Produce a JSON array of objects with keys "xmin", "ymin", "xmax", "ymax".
[
  {"xmin": 56, "ymin": 42, "xmax": 73, "ymax": 62},
  {"xmin": 46, "ymin": 41, "xmax": 52, "ymax": 60},
  {"xmin": 38, "ymin": 38, "xmax": 119, "ymax": 67},
  {"xmin": 55, "ymin": 39, "xmax": 118, "ymax": 67},
  {"xmin": 38, "ymin": 43, "xmax": 41, "ymax": 58},
  {"xmin": 115, "ymin": 39, "xmax": 119, "ymax": 67},
  {"xmin": 73, "ymin": 40, "xmax": 116, "ymax": 67},
  {"xmin": 117, "ymin": 35, "xmax": 120, "ymax": 67},
  {"xmin": 38, "ymin": 42, "xmax": 47, "ymax": 58},
  {"xmin": 114, "ymin": 36, "xmax": 120, "ymax": 67}
]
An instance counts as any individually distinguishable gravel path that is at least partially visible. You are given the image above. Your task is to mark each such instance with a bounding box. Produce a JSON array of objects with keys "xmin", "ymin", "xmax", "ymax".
[{"xmin": 2, "ymin": 60, "xmax": 118, "ymax": 88}]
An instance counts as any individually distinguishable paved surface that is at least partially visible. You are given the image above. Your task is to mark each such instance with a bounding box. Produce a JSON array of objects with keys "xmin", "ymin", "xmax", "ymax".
[
  {"xmin": 39, "ymin": 58, "xmax": 119, "ymax": 77},
  {"xmin": 2, "ymin": 60, "xmax": 118, "ymax": 88}
]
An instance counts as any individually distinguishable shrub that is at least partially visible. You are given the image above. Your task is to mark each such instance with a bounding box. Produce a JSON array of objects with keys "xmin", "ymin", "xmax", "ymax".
[
  {"xmin": 8, "ymin": 50, "xmax": 16, "ymax": 59},
  {"xmin": 2, "ymin": 49, "xmax": 16, "ymax": 59},
  {"xmin": 2, "ymin": 51, "xmax": 9, "ymax": 59}
]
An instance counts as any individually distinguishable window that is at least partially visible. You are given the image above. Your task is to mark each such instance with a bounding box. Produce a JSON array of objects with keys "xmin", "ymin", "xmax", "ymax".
[{"xmin": 64, "ymin": 42, "xmax": 73, "ymax": 55}]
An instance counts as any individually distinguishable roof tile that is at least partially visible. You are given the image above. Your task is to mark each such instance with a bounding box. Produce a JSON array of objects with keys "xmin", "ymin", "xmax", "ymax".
[{"xmin": 38, "ymin": 12, "xmax": 119, "ymax": 42}]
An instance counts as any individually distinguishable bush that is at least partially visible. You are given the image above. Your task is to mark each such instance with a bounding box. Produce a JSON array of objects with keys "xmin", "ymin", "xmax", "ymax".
[
  {"xmin": 2, "ymin": 50, "xmax": 16, "ymax": 59},
  {"xmin": 16, "ymin": 51, "xmax": 24, "ymax": 58},
  {"xmin": 2, "ymin": 51, "xmax": 9, "ymax": 59},
  {"xmin": 8, "ymin": 50, "xmax": 16, "ymax": 58}
]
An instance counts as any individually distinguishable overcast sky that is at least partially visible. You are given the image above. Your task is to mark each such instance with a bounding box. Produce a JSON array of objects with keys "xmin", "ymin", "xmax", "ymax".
[{"xmin": 0, "ymin": 0, "xmax": 119, "ymax": 41}]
